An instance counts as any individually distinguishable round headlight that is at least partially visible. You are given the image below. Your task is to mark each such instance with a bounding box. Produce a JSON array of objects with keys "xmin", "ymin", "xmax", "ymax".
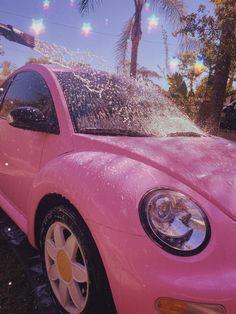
[{"xmin": 139, "ymin": 189, "xmax": 211, "ymax": 256}]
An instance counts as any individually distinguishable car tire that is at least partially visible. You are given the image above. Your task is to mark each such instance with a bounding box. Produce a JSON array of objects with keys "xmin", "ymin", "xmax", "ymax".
[{"xmin": 40, "ymin": 204, "xmax": 116, "ymax": 314}]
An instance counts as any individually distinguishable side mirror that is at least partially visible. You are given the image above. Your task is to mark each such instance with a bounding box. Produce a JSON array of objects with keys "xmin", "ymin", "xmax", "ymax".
[{"xmin": 7, "ymin": 106, "xmax": 51, "ymax": 133}]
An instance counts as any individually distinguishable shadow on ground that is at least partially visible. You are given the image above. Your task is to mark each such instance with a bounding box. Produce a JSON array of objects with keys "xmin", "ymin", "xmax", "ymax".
[
  {"xmin": 0, "ymin": 235, "xmax": 38, "ymax": 314},
  {"xmin": 0, "ymin": 209, "xmax": 60, "ymax": 314}
]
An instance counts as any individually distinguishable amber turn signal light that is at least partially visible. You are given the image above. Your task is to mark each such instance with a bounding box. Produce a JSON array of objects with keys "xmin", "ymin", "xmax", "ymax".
[{"xmin": 155, "ymin": 297, "xmax": 225, "ymax": 314}]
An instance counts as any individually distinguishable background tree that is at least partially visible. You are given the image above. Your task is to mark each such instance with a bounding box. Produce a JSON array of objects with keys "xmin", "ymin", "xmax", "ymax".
[
  {"xmin": 121, "ymin": 60, "xmax": 161, "ymax": 81},
  {"xmin": 176, "ymin": 1, "xmax": 236, "ymax": 130},
  {"xmin": 0, "ymin": 38, "xmax": 4, "ymax": 56},
  {"xmin": 226, "ymin": 61, "xmax": 236, "ymax": 94},
  {"xmin": 0, "ymin": 61, "xmax": 14, "ymax": 77},
  {"xmin": 176, "ymin": 5, "xmax": 219, "ymax": 86},
  {"xmin": 77, "ymin": 0, "xmax": 185, "ymax": 78},
  {"xmin": 167, "ymin": 64, "xmax": 202, "ymax": 119},
  {"xmin": 26, "ymin": 57, "xmax": 52, "ymax": 64},
  {"xmin": 168, "ymin": 72, "xmax": 187, "ymax": 102},
  {"xmin": 156, "ymin": 27, "xmax": 205, "ymax": 118},
  {"xmin": 177, "ymin": 51, "xmax": 203, "ymax": 95},
  {"xmin": 137, "ymin": 65, "xmax": 161, "ymax": 81},
  {"xmin": 208, "ymin": 0, "xmax": 236, "ymax": 129}
]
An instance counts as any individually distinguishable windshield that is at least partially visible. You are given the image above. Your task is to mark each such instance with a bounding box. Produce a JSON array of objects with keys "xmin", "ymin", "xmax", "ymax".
[{"xmin": 55, "ymin": 69, "xmax": 203, "ymax": 137}]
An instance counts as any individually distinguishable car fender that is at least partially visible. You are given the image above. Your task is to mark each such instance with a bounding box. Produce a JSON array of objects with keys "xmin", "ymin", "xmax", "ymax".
[{"xmin": 27, "ymin": 150, "xmax": 198, "ymax": 246}]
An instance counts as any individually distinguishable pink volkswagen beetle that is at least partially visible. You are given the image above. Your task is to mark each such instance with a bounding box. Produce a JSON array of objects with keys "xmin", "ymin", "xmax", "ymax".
[{"xmin": 0, "ymin": 63, "xmax": 233, "ymax": 314}]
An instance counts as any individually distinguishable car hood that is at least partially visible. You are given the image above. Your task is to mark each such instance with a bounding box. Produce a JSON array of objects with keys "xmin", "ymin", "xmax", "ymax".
[{"xmin": 76, "ymin": 134, "xmax": 236, "ymax": 220}]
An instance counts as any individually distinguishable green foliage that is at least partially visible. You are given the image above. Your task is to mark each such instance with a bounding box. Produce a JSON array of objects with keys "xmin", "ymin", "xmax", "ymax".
[
  {"xmin": 168, "ymin": 72, "xmax": 187, "ymax": 99},
  {"xmin": 175, "ymin": 1, "xmax": 236, "ymax": 129},
  {"xmin": 167, "ymin": 72, "xmax": 194, "ymax": 116},
  {"xmin": 137, "ymin": 66, "xmax": 161, "ymax": 81},
  {"xmin": 175, "ymin": 5, "xmax": 219, "ymax": 75},
  {"xmin": 118, "ymin": 60, "xmax": 161, "ymax": 82},
  {"xmin": 0, "ymin": 39, "xmax": 4, "ymax": 56},
  {"xmin": 178, "ymin": 51, "xmax": 203, "ymax": 94},
  {"xmin": 0, "ymin": 61, "xmax": 14, "ymax": 76},
  {"xmin": 211, "ymin": 0, "xmax": 236, "ymax": 61}
]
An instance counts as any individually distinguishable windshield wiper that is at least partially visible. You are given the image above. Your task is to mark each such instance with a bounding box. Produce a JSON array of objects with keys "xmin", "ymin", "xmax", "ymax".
[
  {"xmin": 167, "ymin": 131, "xmax": 205, "ymax": 137},
  {"xmin": 78, "ymin": 128, "xmax": 150, "ymax": 137}
]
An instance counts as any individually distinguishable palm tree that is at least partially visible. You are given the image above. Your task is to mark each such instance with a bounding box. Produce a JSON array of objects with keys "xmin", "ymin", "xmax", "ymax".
[
  {"xmin": 78, "ymin": 0, "xmax": 185, "ymax": 78},
  {"xmin": 0, "ymin": 39, "xmax": 4, "ymax": 56}
]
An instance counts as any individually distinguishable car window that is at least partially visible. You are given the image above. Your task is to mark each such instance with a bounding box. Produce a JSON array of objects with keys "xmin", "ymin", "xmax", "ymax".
[
  {"xmin": 0, "ymin": 78, "xmax": 12, "ymax": 107},
  {"xmin": 55, "ymin": 70, "xmax": 203, "ymax": 137},
  {"xmin": 0, "ymin": 71, "xmax": 59, "ymax": 132}
]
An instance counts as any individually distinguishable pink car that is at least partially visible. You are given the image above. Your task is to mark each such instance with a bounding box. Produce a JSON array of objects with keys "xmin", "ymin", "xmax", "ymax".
[{"xmin": 0, "ymin": 63, "xmax": 233, "ymax": 314}]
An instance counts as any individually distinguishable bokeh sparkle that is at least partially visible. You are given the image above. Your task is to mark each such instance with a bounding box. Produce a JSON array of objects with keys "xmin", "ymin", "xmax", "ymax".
[
  {"xmin": 147, "ymin": 14, "xmax": 159, "ymax": 32},
  {"xmin": 30, "ymin": 18, "xmax": 46, "ymax": 36},
  {"xmin": 168, "ymin": 57, "xmax": 180, "ymax": 73},
  {"xmin": 81, "ymin": 22, "xmax": 93, "ymax": 37},
  {"xmin": 70, "ymin": 0, "xmax": 75, "ymax": 7},
  {"xmin": 194, "ymin": 55, "xmax": 205, "ymax": 74},
  {"xmin": 144, "ymin": 2, "xmax": 150, "ymax": 12},
  {"xmin": 42, "ymin": 0, "xmax": 50, "ymax": 10}
]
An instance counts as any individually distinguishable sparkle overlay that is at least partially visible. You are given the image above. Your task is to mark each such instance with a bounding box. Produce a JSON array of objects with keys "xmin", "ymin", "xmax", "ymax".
[
  {"xmin": 168, "ymin": 57, "xmax": 180, "ymax": 73},
  {"xmin": 30, "ymin": 18, "xmax": 46, "ymax": 36},
  {"xmin": 147, "ymin": 14, "xmax": 159, "ymax": 32},
  {"xmin": 43, "ymin": 0, "xmax": 50, "ymax": 10},
  {"xmin": 81, "ymin": 22, "xmax": 93, "ymax": 37},
  {"xmin": 69, "ymin": 0, "xmax": 75, "ymax": 7},
  {"xmin": 144, "ymin": 2, "xmax": 150, "ymax": 12},
  {"xmin": 194, "ymin": 55, "xmax": 205, "ymax": 74}
]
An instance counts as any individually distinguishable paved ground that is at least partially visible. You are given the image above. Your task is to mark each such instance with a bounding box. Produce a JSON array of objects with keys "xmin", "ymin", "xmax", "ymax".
[
  {"xmin": 0, "ymin": 209, "xmax": 59, "ymax": 314},
  {"xmin": 0, "ymin": 236, "xmax": 38, "ymax": 314}
]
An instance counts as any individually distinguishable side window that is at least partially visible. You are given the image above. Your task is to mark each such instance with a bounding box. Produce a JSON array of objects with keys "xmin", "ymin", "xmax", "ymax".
[
  {"xmin": 0, "ymin": 71, "xmax": 59, "ymax": 133},
  {"xmin": 0, "ymin": 78, "xmax": 12, "ymax": 109}
]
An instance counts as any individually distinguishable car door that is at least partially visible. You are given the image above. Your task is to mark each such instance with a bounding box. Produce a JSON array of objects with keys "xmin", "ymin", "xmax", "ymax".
[{"xmin": 0, "ymin": 70, "xmax": 59, "ymax": 216}]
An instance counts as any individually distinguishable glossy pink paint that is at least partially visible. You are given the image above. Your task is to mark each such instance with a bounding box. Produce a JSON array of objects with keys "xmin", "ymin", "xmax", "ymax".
[{"xmin": 0, "ymin": 64, "xmax": 235, "ymax": 313}]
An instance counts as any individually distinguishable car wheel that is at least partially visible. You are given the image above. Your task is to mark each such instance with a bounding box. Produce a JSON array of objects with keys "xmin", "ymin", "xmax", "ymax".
[{"xmin": 40, "ymin": 205, "xmax": 116, "ymax": 314}]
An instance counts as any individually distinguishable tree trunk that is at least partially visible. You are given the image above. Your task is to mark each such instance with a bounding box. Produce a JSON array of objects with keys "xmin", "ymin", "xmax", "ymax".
[
  {"xmin": 207, "ymin": 12, "xmax": 236, "ymax": 129},
  {"xmin": 130, "ymin": 0, "xmax": 144, "ymax": 77},
  {"xmin": 227, "ymin": 61, "xmax": 236, "ymax": 92}
]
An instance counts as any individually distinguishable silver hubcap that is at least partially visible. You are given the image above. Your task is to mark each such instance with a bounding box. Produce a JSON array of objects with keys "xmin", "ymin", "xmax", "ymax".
[{"xmin": 45, "ymin": 222, "xmax": 89, "ymax": 313}]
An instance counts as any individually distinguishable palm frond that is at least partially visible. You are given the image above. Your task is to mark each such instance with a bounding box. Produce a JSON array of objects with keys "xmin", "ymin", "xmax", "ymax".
[
  {"xmin": 137, "ymin": 66, "xmax": 161, "ymax": 80},
  {"xmin": 77, "ymin": 0, "xmax": 103, "ymax": 15},
  {"xmin": 0, "ymin": 38, "xmax": 3, "ymax": 55},
  {"xmin": 149, "ymin": 0, "xmax": 186, "ymax": 28},
  {"xmin": 115, "ymin": 16, "xmax": 134, "ymax": 74}
]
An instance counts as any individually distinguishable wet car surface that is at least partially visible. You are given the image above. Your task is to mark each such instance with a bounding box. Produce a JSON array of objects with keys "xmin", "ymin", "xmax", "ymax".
[{"xmin": 0, "ymin": 63, "xmax": 234, "ymax": 314}]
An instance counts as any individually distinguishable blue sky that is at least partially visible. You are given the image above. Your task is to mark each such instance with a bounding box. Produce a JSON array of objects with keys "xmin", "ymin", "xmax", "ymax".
[{"xmin": 0, "ymin": 0, "xmax": 213, "ymax": 88}]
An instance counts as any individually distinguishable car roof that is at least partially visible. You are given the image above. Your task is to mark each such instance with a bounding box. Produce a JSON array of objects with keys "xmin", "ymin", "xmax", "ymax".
[{"xmin": 10, "ymin": 63, "xmax": 117, "ymax": 82}]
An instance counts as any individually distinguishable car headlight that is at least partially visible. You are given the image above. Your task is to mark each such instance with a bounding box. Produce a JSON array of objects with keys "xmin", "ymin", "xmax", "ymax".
[{"xmin": 139, "ymin": 189, "xmax": 211, "ymax": 256}]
